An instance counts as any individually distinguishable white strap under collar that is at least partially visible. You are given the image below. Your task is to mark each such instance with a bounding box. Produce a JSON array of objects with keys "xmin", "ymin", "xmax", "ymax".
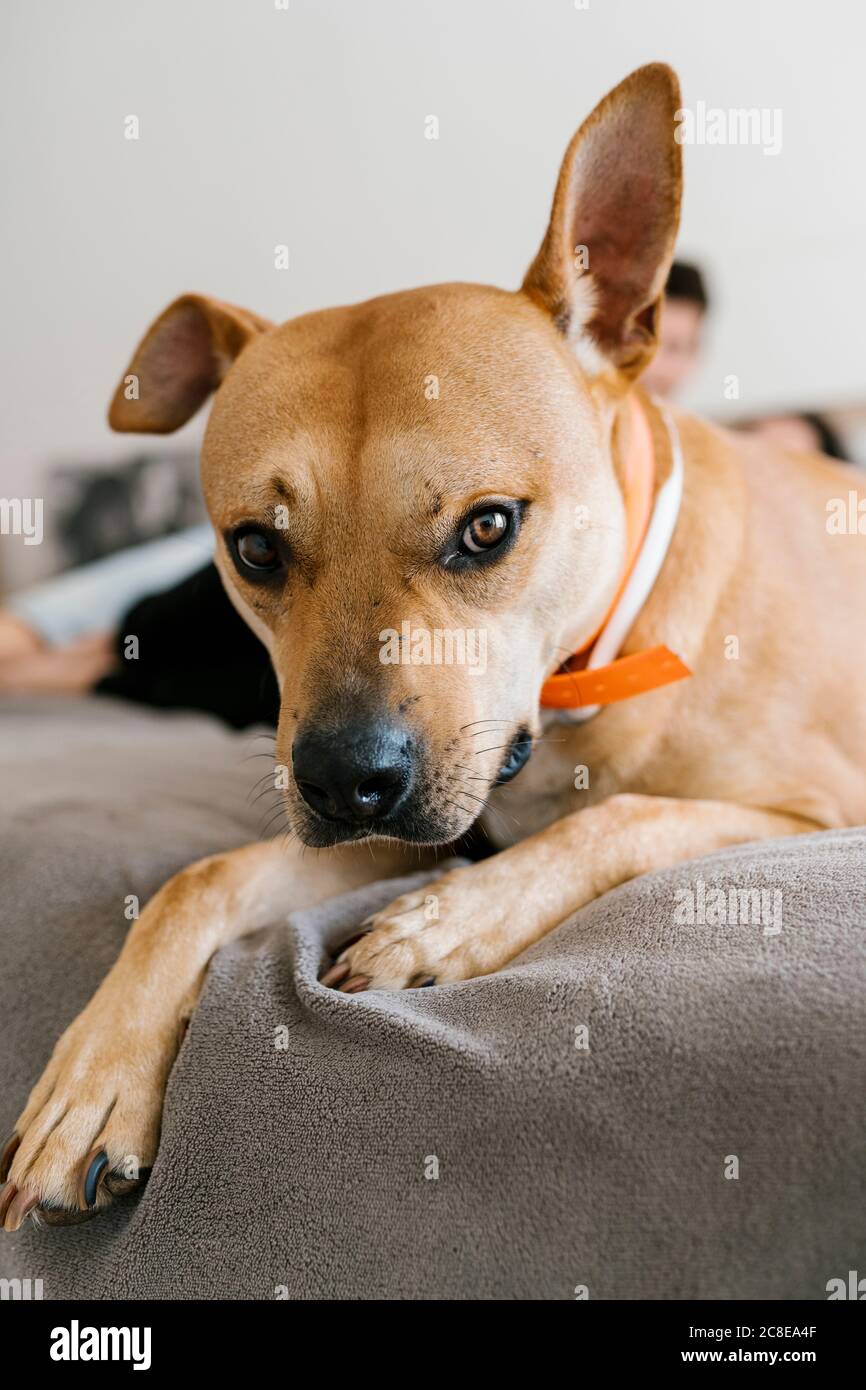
[{"xmin": 556, "ymin": 399, "xmax": 685, "ymax": 724}]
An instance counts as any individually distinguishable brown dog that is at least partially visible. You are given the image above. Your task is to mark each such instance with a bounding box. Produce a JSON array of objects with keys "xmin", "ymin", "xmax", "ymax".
[{"xmin": 3, "ymin": 63, "xmax": 865, "ymax": 1228}]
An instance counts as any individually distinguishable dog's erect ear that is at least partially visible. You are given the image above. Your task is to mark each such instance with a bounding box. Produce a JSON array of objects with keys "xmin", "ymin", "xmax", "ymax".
[
  {"xmin": 522, "ymin": 63, "xmax": 682, "ymax": 382},
  {"xmin": 108, "ymin": 294, "xmax": 273, "ymax": 433}
]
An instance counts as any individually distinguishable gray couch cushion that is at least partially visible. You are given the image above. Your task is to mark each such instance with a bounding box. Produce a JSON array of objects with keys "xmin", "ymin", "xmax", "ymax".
[{"xmin": 1, "ymin": 698, "xmax": 863, "ymax": 1299}]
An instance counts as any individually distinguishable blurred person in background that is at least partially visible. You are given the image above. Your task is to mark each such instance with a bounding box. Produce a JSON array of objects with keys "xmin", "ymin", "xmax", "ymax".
[
  {"xmin": 745, "ymin": 410, "xmax": 850, "ymax": 462},
  {"xmin": 641, "ymin": 260, "xmax": 709, "ymax": 400},
  {"xmin": 0, "ymin": 525, "xmax": 218, "ymax": 694},
  {"xmin": 0, "ymin": 524, "xmax": 278, "ymax": 726},
  {"xmin": 644, "ymin": 260, "xmax": 852, "ymax": 460}
]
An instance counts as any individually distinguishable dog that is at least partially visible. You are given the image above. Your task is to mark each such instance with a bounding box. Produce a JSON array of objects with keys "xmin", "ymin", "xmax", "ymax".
[{"xmin": 3, "ymin": 62, "xmax": 865, "ymax": 1229}]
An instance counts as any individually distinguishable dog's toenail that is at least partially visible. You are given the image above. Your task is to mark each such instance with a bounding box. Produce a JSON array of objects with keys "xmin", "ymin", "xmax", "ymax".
[
  {"xmin": 0, "ymin": 1182, "xmax": 18, "ymax": 1226},
  {"xmin": 320, "ymin": 960, "xmax": 352, "ymax": 987},
  {"xmin": 33, "ymin": 1205, "xmax": 101, "ymax": 1227},
  {"xmin": 5, "ymin": 1189, "xmax": 38, "ymax": 1232},
  {"xmin": 104, "ymin": 1166, "xmax": 149, "ymax": 1198},
  {"xmin": 0, "ymin": 1133, "xmax": 19, "ymax": 1183},
  {"xmin": 339, "ymin": 975, "xmax": 370, "ymax": 993},
  {"xmin": 79, "ymin": 1150, "xmax": 109, "ymax": 1209}
]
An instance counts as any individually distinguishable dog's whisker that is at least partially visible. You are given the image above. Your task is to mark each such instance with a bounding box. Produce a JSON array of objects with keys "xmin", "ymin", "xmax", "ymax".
[
  {"xmin": 459, "ymin": 785, "xmax": 522, "ymax": 830},
  {"xmin": 255, "ymin": 800, "xmax": 286, "ymax": 828},
  {"xmin": 249, "ymin": 783, "xmax": 284, "ymax": 809},
  {"xmin": 473, "ymin": 734, "xmax": 565, "ymax": 757},
  {"xmin": 453, "ymin": 774, "xmax": 522, "ymax": 829},
  {"xmin": 260, "ymin": 804, "xmax": 292, "ymax": 839},
  {"xmin": 450, "ymin": 791, "xmax": 516, "ymax": 840},
  {"xmin": 443, "ymin": 797, "xmax": 494, "ymax": 844},
  {"xmin": 257, "ymin": 805, "xmax": 287, "ymax": 835},
  {"xmin": 245, "ymin": 770, "xmax": 282, "ymax": 804},
  {"xmin": 473, "ymin": 740, "xmax": 534, "ymax": 757},
  {"xmin": 454, "ymin": 808, "xmax": 496, "ymax": 848}
]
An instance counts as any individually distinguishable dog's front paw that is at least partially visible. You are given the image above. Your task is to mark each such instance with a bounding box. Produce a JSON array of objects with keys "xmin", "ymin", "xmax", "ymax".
[
  {"xmin": 0, "ymin": 994, "xmax": 182, "ymax": 1230},
  {"xmin": 319, "ymin": 866, "xmax": 515, "ymax": 992}
]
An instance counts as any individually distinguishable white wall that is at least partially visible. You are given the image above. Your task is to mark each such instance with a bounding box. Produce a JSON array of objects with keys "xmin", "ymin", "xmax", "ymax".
[{"xmin": 2, "ymin": 0, "xmax": 865, "ymax": 584}]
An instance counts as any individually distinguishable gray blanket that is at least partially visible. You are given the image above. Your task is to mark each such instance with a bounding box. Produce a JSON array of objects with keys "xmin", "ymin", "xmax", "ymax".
[{"xmin": 1, "ymin": 697, "xmax": 864, "ymax": 1300}]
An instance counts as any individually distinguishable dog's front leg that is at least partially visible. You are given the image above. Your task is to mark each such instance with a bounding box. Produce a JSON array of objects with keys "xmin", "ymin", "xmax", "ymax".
[
  {"xmin": 0, "ymin": 838, "xmax": 414, "ymax": 1228},
  {"xmin": 323, "ymin": 795, "xmax": 816, "ymax": 991}
]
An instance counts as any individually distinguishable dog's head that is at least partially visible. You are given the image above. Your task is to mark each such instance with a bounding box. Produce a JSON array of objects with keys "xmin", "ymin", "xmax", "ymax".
[{"xmin": 109, "ymin": 64, "xmax": 681, "ymax": 846}]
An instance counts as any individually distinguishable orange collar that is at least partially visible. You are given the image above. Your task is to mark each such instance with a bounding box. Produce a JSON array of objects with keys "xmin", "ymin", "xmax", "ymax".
[{"xmin": 540, "ymin": 396, "xmax": 691, "ymax": 714}]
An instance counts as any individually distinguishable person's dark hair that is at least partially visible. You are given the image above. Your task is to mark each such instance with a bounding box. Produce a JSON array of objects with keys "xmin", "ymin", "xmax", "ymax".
[
  {"xmin": 665, "ymin": 260, "xmax": 709, "ymax": 312},
  {"xmin": 798, "ymin": 412, "xmax": 849, "ymax": 462}
]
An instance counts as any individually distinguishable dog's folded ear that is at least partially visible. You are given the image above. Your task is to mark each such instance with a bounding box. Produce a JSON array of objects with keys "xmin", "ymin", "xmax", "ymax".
[
  {"xmin": 108, "ymin": 294, "xmax": 273, "ymax": 433},
  {"xmin": 522, "ymin": 63, "xmax": 682, "ymax": 383}
]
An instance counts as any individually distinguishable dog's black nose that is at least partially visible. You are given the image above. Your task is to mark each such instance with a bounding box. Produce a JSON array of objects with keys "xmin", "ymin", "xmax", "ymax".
[{"xmin": 292, "ymin": 721, "xmax": 413, "ymax": 825}]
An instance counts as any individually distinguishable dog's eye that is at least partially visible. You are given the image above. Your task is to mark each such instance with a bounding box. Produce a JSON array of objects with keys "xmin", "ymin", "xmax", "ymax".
[
  {"xmin": 230, "ymin": 526, "xmax": 283, "ymax": 576},
  {"xmin": 460, "ymin": 508, "xmax": 511, "ymax": 555}
]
